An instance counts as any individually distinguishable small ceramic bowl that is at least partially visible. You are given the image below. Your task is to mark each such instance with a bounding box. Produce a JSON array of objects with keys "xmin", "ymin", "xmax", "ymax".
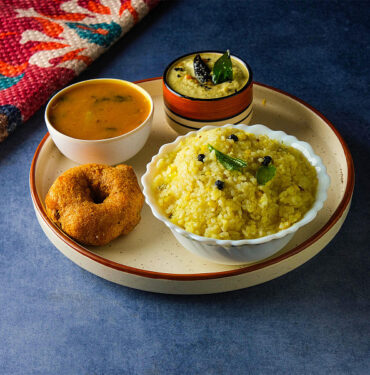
[
  {"xmin": 45, "ymin": 78, "xmax": 154, "ymax": 165},
  {"xmin": 163, "ymin": 51, "xmax": 253, "ymax": 134},
  {"xmin": 141, "ymin": 124, "xmax": 330, "ymax": 265}
]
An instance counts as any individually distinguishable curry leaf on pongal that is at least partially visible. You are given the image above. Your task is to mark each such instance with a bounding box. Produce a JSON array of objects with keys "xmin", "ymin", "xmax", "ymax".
[
  {"xmin": 257, "ymin": 165, "xmax": 276, "ymax": 185},
  {"xmin": 208, "ymin": 144, "xmax": 247, "ymax": 171}
]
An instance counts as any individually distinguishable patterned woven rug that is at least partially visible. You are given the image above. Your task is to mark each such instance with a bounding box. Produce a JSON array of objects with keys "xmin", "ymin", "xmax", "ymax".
[{"xmin": 0, "ymin": 0, "xmax": 158, "ymax": 142}]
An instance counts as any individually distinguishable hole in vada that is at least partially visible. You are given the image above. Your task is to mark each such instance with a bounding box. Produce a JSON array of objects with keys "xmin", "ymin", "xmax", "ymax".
[{"xmin": 89, "ymin": 184, "xmax": 108, "ymax": 204}]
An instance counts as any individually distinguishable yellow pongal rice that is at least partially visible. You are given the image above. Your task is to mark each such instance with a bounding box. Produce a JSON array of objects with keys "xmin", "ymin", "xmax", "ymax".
[{"xmin": 152, "ymin": 127, "xmax": 318, "ymax": 240}]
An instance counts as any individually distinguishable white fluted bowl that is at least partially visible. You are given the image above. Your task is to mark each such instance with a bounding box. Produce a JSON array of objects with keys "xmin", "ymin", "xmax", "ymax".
[{"xmin": 141, "ymin": 124, "xmax": 330, "ymax": 265}]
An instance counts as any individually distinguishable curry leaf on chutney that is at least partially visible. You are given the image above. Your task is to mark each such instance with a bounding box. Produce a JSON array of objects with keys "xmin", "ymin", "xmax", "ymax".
[{"xmin": 212, "ymin": 50, "xmax": 233, "ymax": 85}]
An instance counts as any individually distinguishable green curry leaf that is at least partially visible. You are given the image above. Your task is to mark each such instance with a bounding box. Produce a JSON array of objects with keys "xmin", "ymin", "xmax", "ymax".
[
  {"xmin": 256, "ymin": 165, "xmax": 276, "ymax": 185},
  {"xmin": 208, "ymin": 144, "xmax": 247, "ymax": 171},
  {"xmin": 212, "ymin": 50, "xmax": 233, "ymax": 84}
]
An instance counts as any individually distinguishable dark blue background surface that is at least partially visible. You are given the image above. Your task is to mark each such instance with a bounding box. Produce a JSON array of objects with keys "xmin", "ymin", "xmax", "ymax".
[{"xmin": 1, "ymin": 1, "xmax": 369, "ymax": 374}]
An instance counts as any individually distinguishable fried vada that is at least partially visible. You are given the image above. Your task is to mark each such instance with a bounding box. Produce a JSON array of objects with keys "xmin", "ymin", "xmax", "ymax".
[{"xmin": 45, "ymin": 163, "xmax": 144, "ymax": 246}]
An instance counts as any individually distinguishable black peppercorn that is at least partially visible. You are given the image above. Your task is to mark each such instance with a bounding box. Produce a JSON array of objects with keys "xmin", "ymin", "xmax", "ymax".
[
  {"xmin": 262, "ymin": 156, "xmax": 272, "ymax": 166},
  {"xmin": 197, "ymin": 154, "xmax": 205, "ymax": 162},
  {"xmin": 215, "ymin": 180, "xmax": 224, "ymax": 190},
  {"xmin": 227, "ymin": 134, "xmax": 239, "ymax": 142}
]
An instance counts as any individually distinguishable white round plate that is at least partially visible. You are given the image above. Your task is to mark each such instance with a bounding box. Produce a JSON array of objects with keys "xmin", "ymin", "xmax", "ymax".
[{"xmin": 30, "ymin": 78, "xmax": 354, "ymax": 294}]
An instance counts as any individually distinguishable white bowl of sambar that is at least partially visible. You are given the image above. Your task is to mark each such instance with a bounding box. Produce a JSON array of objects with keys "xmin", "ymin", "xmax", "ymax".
[{"xmin": 45, "ymin": 78, "xmax": 154, "ymax": 165}]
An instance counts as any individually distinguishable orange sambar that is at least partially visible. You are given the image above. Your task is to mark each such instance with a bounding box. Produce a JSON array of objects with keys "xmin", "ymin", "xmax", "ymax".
[{"xmin": 48, "ymin": 81, "xmax": 151, "ymax": 140}]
